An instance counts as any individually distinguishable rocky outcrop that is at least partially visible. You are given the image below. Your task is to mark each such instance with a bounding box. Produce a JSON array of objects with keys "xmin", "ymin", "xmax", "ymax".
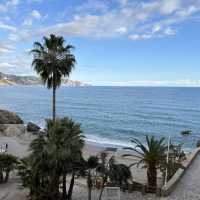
[
  {"xmin": 0, "ymin": 109, "xmax": 42, "ymax": 138},
  {"xmin": 0, "ymin": 124, "xmax": 25, "ymax": 137},
  {"xmin": 0, "ymin": 110, "xmax": 23, "ymax": 124},
  {"xmin": 27, "ymin": 122, "xmax": 41, "ymax": 132}
]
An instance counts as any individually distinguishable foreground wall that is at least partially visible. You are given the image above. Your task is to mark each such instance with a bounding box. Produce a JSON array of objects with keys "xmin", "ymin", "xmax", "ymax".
[{"xmin": 161, "ymin": 147, "xmax": 200, "ymax": 196}]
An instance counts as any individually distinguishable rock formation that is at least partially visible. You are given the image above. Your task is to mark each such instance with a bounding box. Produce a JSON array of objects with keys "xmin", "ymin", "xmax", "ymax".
[
  {"xmin": 27, "ymin": 122, "xmax": 41, "ymax": 132},
  {"xmin": 0, "ymin": 109, "xmax": 23, "ymax": 124}
]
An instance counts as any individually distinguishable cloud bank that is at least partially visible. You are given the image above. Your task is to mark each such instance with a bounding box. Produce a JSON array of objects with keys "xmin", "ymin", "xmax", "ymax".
[{"xmin": 0, "ymin": 0, "xmax": 200, "ymax": 83}]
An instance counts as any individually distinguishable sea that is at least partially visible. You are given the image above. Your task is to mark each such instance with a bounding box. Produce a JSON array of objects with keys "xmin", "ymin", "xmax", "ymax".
[{"xmin": 0, "ymin": 86, "xmax": 200, "ymax": 150}]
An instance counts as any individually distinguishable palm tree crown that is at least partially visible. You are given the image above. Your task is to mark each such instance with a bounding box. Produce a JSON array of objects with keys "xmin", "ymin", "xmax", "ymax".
[
  {"xmin": 124, "ymin": 135, "xmax": 166, "ymax": 191},
  {"xmin": 31, "ymin": 34, "xmax": 76, "ymax": 121}
]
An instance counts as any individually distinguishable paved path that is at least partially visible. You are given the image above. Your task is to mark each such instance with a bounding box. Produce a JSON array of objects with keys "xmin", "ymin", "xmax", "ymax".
[
  {"xmin": 0, "ymin": 176, "xmax": 27, "ymax": 200},
  {"xmin": 164, "ymin": 154, "xmax": 200, "ymax": 200}
]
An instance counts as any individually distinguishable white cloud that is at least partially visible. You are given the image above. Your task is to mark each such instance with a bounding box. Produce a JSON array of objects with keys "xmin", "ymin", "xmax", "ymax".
[
  {"xmin": 0, "ymin": 43, "xmax": 15, "ymax": 54},
  {"xmin": 129, "ymin": 34, "xmax": 154, "ymax": 41},
  {"xmin": 0, "ymin": 54, "xmax": 32, "ymax": 75},
  {"xmin": 76, "ymin": 0, "xmax": 109, "ymax": 13},
  {"xmin": 0, "ymin": 5, "xmax": 6, "ymax": 12},
  {"xmin": 152, "ymin": 24, "xmax": 161, "ymax": 33},
  {"xmin": 0, "ymin": 62, "xmax": 15, "ymax": 68},
  {"xmin": 0, "ymin": 0, "xmax": 198, "ymax": 43},
  {"xmin": 23, "ymin": 19, "xmax": 33, "ymax": 26},
  {"xmin": 0, "ymin": 22, "xmax": 16, "ymax": 32},
  {"xmin": 176, "ymin": 5, "xmax": 200, "ymax": 17},
  {"xmin": 115, "ymin": 27, "xmax": 127, "ymax": 34},
  {"xmin": 27, "ymin": 0, "xmax": 43, "ymax": 3},
  {"xmin": 164, "ymin": 27, "xmax": 176, "ymax": 35},
  {"xmin": 23, "ymin": 9, "xmax": 42, "ymax": 26},
  {"xmin": 0, "ymin": 47, "xmax": 12, "ymax": 54},
  {"xmin": 0, "ymin": 0, "xmax": 19, "ymax": 12},
  {"xmin": 31, "ymin": 10, "xmax": 41, "ymax": 19},
  {"xmin": 160, "ymin": 0, "xmax": 181, "ymax": 15},
  {"xmin": 0, "ymin": 0, "xmax": 200, "ymax": 77},
  {"xmin": 96, "ymin": 80, "xmax": 200, "ymax": 87},
  {"xmin": 118, "ymin": 0, "xmax": 129, "ymax": 7},
  {"xmin": 23, "ymin": 0, "xmax": 200, "ymax": 41},
  {"xmin": 9, "ymin": 0, "xmax": 19, "ymax": 6}
]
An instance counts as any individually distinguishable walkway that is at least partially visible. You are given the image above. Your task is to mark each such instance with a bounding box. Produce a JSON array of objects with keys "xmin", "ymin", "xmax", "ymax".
[
  {"xmin": 0, "ymin": 176, "xmax": 27, "ymax": 200},
  {"xmin": 164, "ymin": 154, "xmax": 200, "ymax": 200}
]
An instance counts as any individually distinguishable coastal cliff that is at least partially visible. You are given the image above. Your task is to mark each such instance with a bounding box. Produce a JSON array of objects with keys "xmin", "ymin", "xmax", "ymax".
[{"xmin": 0, "ymin": 72, "xmax": 89, "ymax": 86}]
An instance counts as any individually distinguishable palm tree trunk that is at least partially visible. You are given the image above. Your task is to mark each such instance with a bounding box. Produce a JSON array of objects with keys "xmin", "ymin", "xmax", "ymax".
[
  {"xmin": 4, "ymin": 170, "xmax": 10, "ymax": 182},
  {"xmin": 52, "ymin": 86, "xmax": 56, "ymax": 122},
  {"xmin": 50, "ymin": 173, "xmax": 60, "ymax": 199},
  {"xmin": 0, "ymin": 168, "xmax": 3, "ymax": 183},
  {"xmin": 87, "ymin": 171, "xmax": 92, "ymax": 200},
  {"xmin": 88, "ymin": 187, "xmax": 92, "ymax": 200},
  {"xmin": 98, "ymin": 178, "xmax": 106, "ymax": 200},
  {"xmin": 63, "ymin": 173, "xmax": 67, "ymax": 200},
  {"xmin": 147, "ymin": 165, "xmax": 157, "ymax": 192},
  {"xmin": 67, "ymin": 173, "xmax": 75, "ymax": 200},
  {"xmin": 98, "ymin": 187, "xmax": 104, "ymax": 200}
]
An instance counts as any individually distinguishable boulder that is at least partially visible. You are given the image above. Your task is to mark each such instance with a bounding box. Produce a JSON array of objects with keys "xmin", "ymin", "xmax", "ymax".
[
  {"xmin": 27, "ymin": 122, "xmax": 41, "ymax": 132},
  {"xmin": 0, "ymin": 109, "xmax": 23, "ymax": 124}
]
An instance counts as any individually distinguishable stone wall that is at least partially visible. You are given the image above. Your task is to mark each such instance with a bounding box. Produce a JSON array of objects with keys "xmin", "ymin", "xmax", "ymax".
[{"xmin": 161, "ymin": 148, "xmax": 200, "ymax": 196}]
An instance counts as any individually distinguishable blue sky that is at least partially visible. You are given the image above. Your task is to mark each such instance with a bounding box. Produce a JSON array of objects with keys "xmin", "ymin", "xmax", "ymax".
[{"xmin": 0, "ymin": 0, "xmax": 200, "ymax": 86}]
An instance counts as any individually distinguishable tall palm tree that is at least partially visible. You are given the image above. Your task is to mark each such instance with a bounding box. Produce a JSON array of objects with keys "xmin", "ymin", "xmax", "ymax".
[
  {"xmin": 31, "ymin": 34, "xmax": 76, "ymax": 121},
  {"xmin": 124, "ymin": 135, "xmax": 166, "ymax": 191}
]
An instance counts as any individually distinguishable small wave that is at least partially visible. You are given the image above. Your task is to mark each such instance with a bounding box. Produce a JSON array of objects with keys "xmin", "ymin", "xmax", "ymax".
[{"xmin": 85, "ymin": 134, "xmax": 134, "ymax": 148}]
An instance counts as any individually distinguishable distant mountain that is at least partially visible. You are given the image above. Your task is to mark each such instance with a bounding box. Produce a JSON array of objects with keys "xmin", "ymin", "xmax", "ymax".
[{"xmin": 0, "ymin": 72, "xmax": 90, "ymax": 87}]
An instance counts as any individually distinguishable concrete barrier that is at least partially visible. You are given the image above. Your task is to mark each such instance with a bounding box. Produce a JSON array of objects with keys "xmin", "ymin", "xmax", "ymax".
[{"xmin": 161, "ymin": 147, "xmax": 200, "ymax": 196}]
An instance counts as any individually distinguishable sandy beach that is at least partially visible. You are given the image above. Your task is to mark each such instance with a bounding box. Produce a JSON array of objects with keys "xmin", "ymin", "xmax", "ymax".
[
  {"xmin": 0, "ymin": 126, "xmax": 197, "ymax": 200},
  {"xmin": 0, "ymin": 132, "xmax": 156, "ymax": 200},
  {"xmin": 0, "ymin": 133, "xmax": 149, "ymax": 184}
]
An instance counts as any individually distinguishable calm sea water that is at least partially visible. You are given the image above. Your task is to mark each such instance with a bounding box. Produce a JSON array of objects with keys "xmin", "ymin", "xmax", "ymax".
[{"xmin": 0, "ymin": 86, "xmax": 200, "ymax": 149}]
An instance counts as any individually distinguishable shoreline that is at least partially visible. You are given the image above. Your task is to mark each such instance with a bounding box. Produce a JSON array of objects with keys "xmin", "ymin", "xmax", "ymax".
[
  {"xmin": 85, "ymin": 140, "xmax": 125, "ymax": 149},
  {"xmin": 0, "ymin": 134, "xmax": 148, "ymax": 185}
]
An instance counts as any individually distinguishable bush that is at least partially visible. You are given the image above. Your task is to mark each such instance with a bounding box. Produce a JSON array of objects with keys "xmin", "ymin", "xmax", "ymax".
[
  {"xmin": 196, "ymin": 140, "xmax": 200, "ymax": 148},
  {"xmin": 0, "ymin": 154, "xmax": 18, "ymax": 183}
]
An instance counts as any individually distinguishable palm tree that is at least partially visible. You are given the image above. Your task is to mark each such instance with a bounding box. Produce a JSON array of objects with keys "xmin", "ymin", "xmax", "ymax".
[
  {"xmin": 19, "ymin": 117, "xmax": 85, "ymax": 200},
  {"xmin": 0, "ymin": 154, "xmax": 18, "ymax": 183},
  {"xmin": 108, "ymin": 158, "xmax": 132, "ymax": 187},
  {"xmin": 124, "ymin": 136, "xmax": 166, "ymax": 191},
  {"xmin": 85, "ymin": 156, "xmax": 99, "ymax": 200},
  {"xmin": 31, "ymin": 34, "xmax": 76, "ymax": 121},
  {"xmin": 18, "ymin": 156, "xmax": 41, "ymax": 198},
  {"xmin": 97, "ymin": 152, "xmax": 132, "ymax": 200},
  {"xmin": 57, "ymin": 117, "xmax": 85, "ymax": 200}
]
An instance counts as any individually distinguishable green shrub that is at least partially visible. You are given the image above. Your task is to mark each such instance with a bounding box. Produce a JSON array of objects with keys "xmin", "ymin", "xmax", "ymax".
[
  {"xmin": 0, "ymin": 154, "xmax": 18, "ymax": 183},
  {"xmin": 196, "ymin": 140, "xmax": 200, "ymax": 148}
]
